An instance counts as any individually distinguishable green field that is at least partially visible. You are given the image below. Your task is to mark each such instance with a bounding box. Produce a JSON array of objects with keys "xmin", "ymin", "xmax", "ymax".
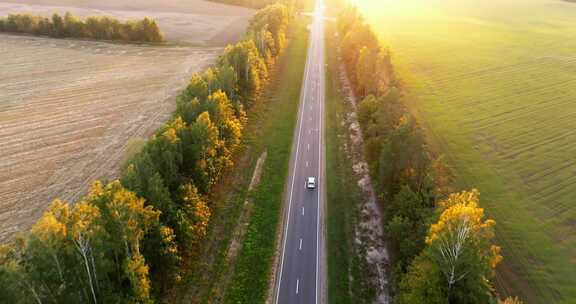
[{"xmin": 356, "ymin": 0, "xmax": 576, "ymax": 302}]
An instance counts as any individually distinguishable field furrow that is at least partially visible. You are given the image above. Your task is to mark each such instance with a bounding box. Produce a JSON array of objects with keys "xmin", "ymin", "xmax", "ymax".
[
  {"xmin": 0, "ymin": 33, "xmax": 222, "ymax": 242},
  {"xmin": 360, "ymin": 0, "xmax": 576, "ymax": 301}
]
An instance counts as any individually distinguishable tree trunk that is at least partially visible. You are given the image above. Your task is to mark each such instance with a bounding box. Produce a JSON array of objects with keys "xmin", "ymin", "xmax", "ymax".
[{"xmin": 75, "ymin": 237, "xmax": 97, "ymax": 304}]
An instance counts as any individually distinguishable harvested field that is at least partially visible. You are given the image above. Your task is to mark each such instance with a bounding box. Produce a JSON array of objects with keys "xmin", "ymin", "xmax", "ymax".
[
  {"xmin": 0, "ymin": 0, "xmax": 254, "ymax": 46},
  {"xmin": 0, "ymin": 34, "xmax": 220, "ymax": 242},
  {"xmin": 0, "ymin": 0, "xmax": 253, "ymax": 242},
  {"xmin": 358, "ymin": 0, "xmax": 576, "ymax": 302}
]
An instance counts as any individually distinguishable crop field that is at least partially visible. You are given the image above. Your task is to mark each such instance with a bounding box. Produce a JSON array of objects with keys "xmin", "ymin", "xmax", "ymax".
[
  {"xmin": 357, "ymin": 0, "xmax": 576, "ymax": 302},
  {"xmin": 0, "ymin": 0, "xmax": 253, "ymax": 242}
]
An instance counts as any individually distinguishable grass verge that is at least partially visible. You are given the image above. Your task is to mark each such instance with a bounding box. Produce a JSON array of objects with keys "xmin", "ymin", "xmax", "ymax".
[
  {"xmin": 168, "ymin": 18, "xmax": 308, "ymax": 304},
  {"xmin": 223, "ymin": 18, "xmax": 309, "ymax": 304},
  {"xmin": 324, "ymin": 23, "xmax": 374, "ymax": 304}
]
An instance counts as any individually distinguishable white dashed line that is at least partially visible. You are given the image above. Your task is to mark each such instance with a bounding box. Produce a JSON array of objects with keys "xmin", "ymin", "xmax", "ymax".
[
  {"xmin": 299, "ymin": 238, "xmax": 303, "ymax": 250},
  {"xmin": 296, "ymin": 279, "xmax": 300, "ymax": 294}
]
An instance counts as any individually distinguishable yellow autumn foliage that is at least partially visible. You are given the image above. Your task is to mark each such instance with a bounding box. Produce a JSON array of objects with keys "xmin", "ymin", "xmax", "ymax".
[
  {"xmin": 32, "ymin": 199, "xmax": 69, "ymax": 240},
  {"xmin": 182, "ymin": 183, "xmax": 211, "ymax": 239},
  {"xmin": 191, "ymin": 199, "xmax": 211, "ymax": 238},
  {"xmin": 426, "ymin": 189, "xmax": 502, "ymax": 270},
  {"xmin": 88, "ymin": 180, "xmax": 160, "ymax": 256},
  {"xmin": 124, "ymin": 254, "xmax": 151, "ymax": 302},
  {"xmin": 69, "ymin": 201, "xmax": 100, "ymax": 239},
  {"xmin": 162, "ymin": 116, "xmax": 187, "ymax": 144},
  {"xmin": 500, "ymin": 297, "xmax": 524, "ymax": 304},
  {"xmin": 160, "ymin": 226, "xmax": 179, "ymax": 255}
]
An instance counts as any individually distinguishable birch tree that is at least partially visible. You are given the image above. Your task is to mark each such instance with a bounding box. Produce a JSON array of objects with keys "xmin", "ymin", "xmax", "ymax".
[
  {"xmin": 425, "ymin": 189, "xmax": 502, "ymax": 302},
  {"xmin": 68, "ymin": 202, "xmax": 100, "ymax": 304}
]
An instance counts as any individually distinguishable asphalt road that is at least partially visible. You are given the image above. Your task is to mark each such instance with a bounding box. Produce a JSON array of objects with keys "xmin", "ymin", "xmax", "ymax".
[{"xmin": 274, "ymin": 1, "xmax": 326, "ymax": 303}]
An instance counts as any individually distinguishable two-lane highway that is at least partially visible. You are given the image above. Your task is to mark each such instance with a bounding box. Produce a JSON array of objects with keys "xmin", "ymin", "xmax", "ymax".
[{"xmin": 274, "ymin": 1, "xmax": 325, "ymax": 303}]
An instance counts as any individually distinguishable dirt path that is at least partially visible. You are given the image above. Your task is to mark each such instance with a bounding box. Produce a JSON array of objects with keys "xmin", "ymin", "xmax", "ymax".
[
  {"xmin": 208, "ymin": 151, "xmax": 267, "ymax": 302},
  {"xmin": 337, "ymin": 55, "xmax": 391, "ymax": 303}
]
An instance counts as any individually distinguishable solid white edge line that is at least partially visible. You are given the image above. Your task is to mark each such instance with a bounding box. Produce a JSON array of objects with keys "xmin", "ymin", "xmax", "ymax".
[
  {"xmin": 274, "ymin": 9, "xmax": 315, "ymax": 304},
  {"xmin": 315, "ymin": 2, "xmax": 324, "ymax": 303}
]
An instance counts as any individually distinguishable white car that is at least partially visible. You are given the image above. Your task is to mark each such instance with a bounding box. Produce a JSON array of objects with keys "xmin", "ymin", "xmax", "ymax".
[{"xmin": 307, "ymin": 177, "xmax": 316, "ymax": 189}]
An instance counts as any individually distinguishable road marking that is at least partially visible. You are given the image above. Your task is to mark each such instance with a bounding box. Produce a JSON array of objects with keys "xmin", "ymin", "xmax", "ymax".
[
  {"xmin": 315, "ymin": 5, "xmax": 325, "ymax": 304},
  {"xmin": 296, "ymin": 279, "xmax": 300, "ymax": 294},
  {"xmin": 299, "ymin": 238, "xmax": 302, "ymax": 250},
  {"xmin": 276, "ymin": 3, "xmax": 324, "ymax": 303},
  {"xmin": 307, "ymin": 144, "xmax": 310, "ymax": 150},
  {"xmin": 302, "ymin": 207, "xmax": 305, "ymax": 216},
  {"xmin": 306, "ymin": 161, "xmax": 309, "ymax": 167},
  {"xmin": 275, "ymin": 11, "xmax": 315, "ymax": 303}
]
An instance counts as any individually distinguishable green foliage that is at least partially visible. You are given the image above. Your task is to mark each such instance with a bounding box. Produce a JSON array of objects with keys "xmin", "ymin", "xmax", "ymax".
[
  {"xmin": 337, "ymin": 5, "xmax": 508, "ymax": 303},
  {"xmin": 248, "ymin": 3, "xmax": 291, "ymax": 57},
  {"xmin": 384, "ymin": 186, "xmax": 433, "ymax": 271},
  {"xmin": 0, "ymin": 3, "xmax": 293, "ymax": 302},
  {"xmin": 0, "ymin": 12, "xmax": 163, "ymax": 42},
  {"xmin": 398, "ymin": 190, "xmax": 502, "ymax": 304},
  {"xmin": 325, "ymin": 24, "xmax": 375, "ymax": 302},
  {"xmin": 360, "ymin": 0, "xmax": 576, "ymax": 301},
  {"xmin": 220, "ymin": 40, "xmax": 268, "ymax": 106},
  {"xmin": 224, "ymin": 18, "xmax": 306, "ymax": 304},
  {"xmin": 117, "ymin": 1, "xmax": 291, "ymax": 298},
  {"xmin": 338, "ymin": 6, "xmax": 390, "ymax": 99},
  {"xmin": 396, "ymin": 254, "xmax": 447, "ymax": 304},
  {"xmin": 0, "ymin": 182, "xmax": 160, "ymax": 303},
  {"xmin": 377, "ymin": 117, "xmax": 432, "ymax": 198}
]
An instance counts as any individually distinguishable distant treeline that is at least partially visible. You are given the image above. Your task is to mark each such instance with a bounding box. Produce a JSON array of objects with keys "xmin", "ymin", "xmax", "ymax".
[
  {"xmin": 0, "ymin": 12, "xmax": 163, "ymax": 43},
  {"xmin": 338, "ymin": 6, "xmax": 520, "ymax": 304},
  {"xmin": 209, "ymin": 0, "xmax": 304, "ymax": 9},
  {"xmin": 0, "ymin": 3, "xmax": 291, "ymax": 304}
]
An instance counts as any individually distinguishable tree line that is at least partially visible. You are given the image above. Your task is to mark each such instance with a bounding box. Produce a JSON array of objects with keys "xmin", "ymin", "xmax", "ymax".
[
  {"xmin": 0, "ymin": 12, "xmax": 163, "ymax": 43},
  {"xmin": 337, "ymin": 6, "xmax": 520, "ymax": 304},
  {"xmin": 0, "ymin": 3, "xmax": 292, "ymax": 303},
  {"xmin": 208, "ymin": 0, "xmax": 304, "ymax": 9}
]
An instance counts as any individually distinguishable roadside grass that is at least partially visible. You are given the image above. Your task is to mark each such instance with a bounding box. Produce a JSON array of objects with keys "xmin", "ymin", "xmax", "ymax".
[
  {"xmin": 168, "ymin": 18, "xmax": 308, "ymax": 304},
  {"xmin": 358, "ymin": 0, "xmax": 576, "ymax": 302},
  {"xmin": 324, "ymin": 23, "xmax": 374, "ymax": 304},
  {"xmin": 223, "ymin": 18, "xmax": 309, "ymax": 304},
  {"xmin": 169, "ymin": 107, "xmax": 257, "ymax": 304}
]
